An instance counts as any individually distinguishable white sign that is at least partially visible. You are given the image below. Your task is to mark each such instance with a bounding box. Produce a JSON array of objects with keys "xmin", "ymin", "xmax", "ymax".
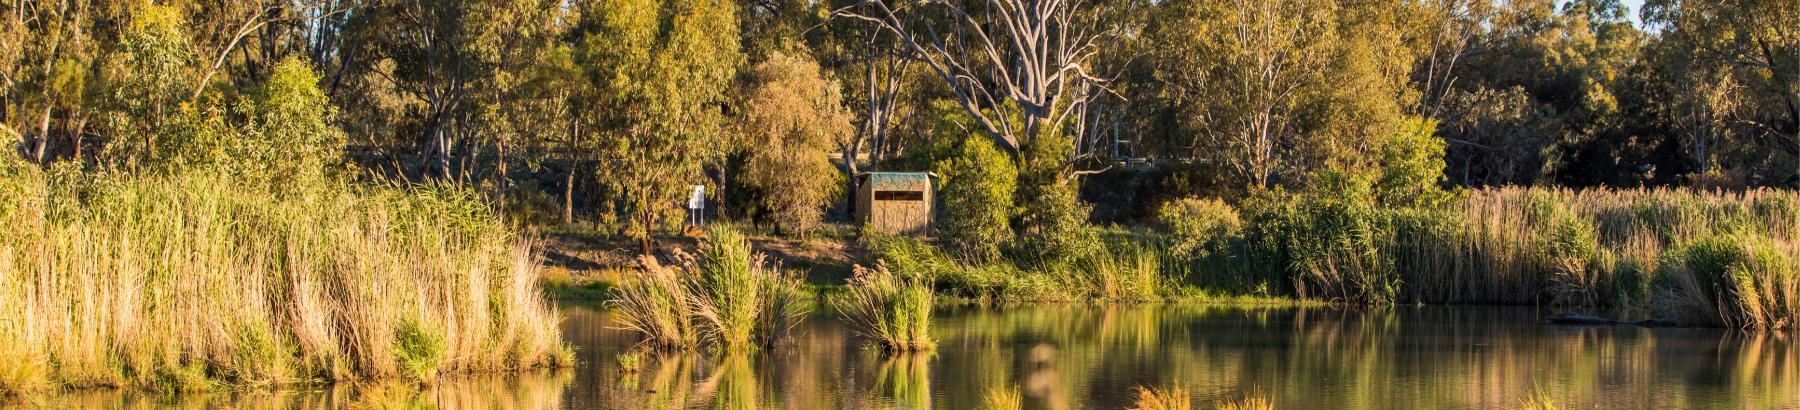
[{"xmin": 687, "ymin": 185, "xmax": 705, "ymax": 209}]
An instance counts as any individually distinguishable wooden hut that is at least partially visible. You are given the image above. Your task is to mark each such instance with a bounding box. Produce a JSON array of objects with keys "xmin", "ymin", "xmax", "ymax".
[{"xmin": 854, "ymin": 172, "xmax": 937, "ymax": 236}]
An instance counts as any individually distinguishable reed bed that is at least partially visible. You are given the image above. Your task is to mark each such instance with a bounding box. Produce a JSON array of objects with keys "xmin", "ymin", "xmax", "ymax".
[
  {"xmin": 1184, "ymin": 186, "xmax": 1800, "ymax": 328},
  {"xmin": 0, "ymin": 169, "xmax": 570, "ymax": 396}
]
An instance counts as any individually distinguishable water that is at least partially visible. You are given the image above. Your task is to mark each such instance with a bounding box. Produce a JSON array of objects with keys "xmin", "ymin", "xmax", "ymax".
[{"xmin": 16, "ymin": 304, "xmax": 1799, "ymax": 408}]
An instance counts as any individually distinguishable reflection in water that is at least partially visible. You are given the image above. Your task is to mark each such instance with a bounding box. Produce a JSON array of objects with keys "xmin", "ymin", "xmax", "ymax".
[
  {"xmin": 12, "ymin": 369, "xmax": 575, "ymax": 408},
  {"xmin": 562, "ymin": 304, "xmax": 1800, "ymax": 409},
  {"xmin": 13, "ymin": 304, "xmax": 1796, "ymax": 408}
]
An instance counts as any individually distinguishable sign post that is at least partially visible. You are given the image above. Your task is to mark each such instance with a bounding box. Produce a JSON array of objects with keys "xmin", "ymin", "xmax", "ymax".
[{"xmin": 687, "ymin": 185, "xmax": 705, "ymax": 228}]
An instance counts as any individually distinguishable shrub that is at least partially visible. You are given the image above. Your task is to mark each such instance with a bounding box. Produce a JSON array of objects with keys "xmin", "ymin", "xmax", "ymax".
[
  {"xmin": 1157, "ymin": 197, "xmax": 1242, "ymax": 258},
  {"xmin": 834, "ymin": 263, "xmax": 935, "ymax": 351},
  {"xmin": 934, "ymin": 137, "xmax": 1018, "ymax": 262},
  {"xmin": 1375, "ymin": 118, "xmax": 1459, "ymax": 209},
  {"xmin": 1244, "ymin": 179, "xmax": 1400, "ymax": 304},
  {"xmin": 1014, "ymin": 180, "xmax": 1103, "ymax": 273},
  {"xmin": 1654, "ymin": 233, "xmax": 1799, "ymax": 329}
]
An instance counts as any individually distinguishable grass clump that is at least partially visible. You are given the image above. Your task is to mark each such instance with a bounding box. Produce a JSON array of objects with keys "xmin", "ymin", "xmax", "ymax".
[
  {"xmin": 0, "ymin": 169, "xmax": 569, "ymax": 396},
  {"xmin": 609, "ymin": 226, "xmax": 807, "ymax": 351},
  {"xmin": 1129, "ymin": 385, "xmax": 1192, "ymax": 410},
  {"xmin": 615, "ymin": 352, "xmax": 641, "ymax": 373},
  {"xmin": 1654, "ymin": 233, "xmax": 1799, "ymax": 329},
  {"xmin": 834, "ymin": 263, "xmax": 935, "ymax": 351},
  {"xmin": 982, "ymin": 385, "xmax": 1023, "ymax": 410},
  {"xmin": 1214, "ymin": 394, "xmax": 1274, "ymax": 410}
]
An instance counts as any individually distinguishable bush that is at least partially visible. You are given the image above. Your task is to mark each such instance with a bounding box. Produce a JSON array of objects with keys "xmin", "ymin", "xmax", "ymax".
[
  {"xmin": 934, "ymin": 137, "xmax": 1018, "ymax": 262},
  {"xmin": 833, "ymin": 263, "xmax": 935, "ymax": 351},
  {"xmin": 1654, "ymin": 233, "xmax": 1799, "ymax": 329},
  {"xmin": 1157, "ymin": 197, "xmax": 1242, "ymax": 258},
  {"xmin": 1243, "ymin": 178, "xmax": 1400, "ymax": 304},
  {"xmin": 1014, "ymin": 180, "xmax": 1103, "ymax": 273}
]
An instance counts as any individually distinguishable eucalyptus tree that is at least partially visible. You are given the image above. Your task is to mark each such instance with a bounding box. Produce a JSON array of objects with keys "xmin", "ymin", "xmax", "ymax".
[
  {"xmin": 1646, "ymin": 0, "xmax": 1800, "ymax": 179},
  {"xmin": 0, "ymin": 0, "xmax": 104, "ymax": 165},
  {"xmin": 580, "ymin": 0, "xmax": 743, "ymax": 251},
  {"xmin": 831, "ymin": 0, "xmax": 1124, "ymax": 169}
]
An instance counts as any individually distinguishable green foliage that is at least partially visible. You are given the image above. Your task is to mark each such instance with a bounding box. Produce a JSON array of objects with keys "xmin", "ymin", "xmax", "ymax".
[
  {"xmin": 1376, "ymin": 118, "xmax": 1459, "ymax": 209},
  {"xmin": 583, "ymin": 0, "xmax": 744, "ymax": 243},
  {"xmin": 933, "ymin": 137, "xmax": 1018, "ymax": 261},
  {"xmin": 393, "ymin": 318, "xmax": 445, "ymax": 383},
  {"xmin": 1244, "ymin": 183, "xmax": 1400, "ymax": 304},
  {"xmin": 1654, "ymin": 233, "xmax": 1799, "ymax": 329},
  {"xmin": 1157, "ymin": 197, "xmax": 1242, "ymax": 258},
  {"xmin": 1529, "ymin": 196, "xmax": 1606, "ymax": 306},
  {"xmin": 250, "ymin": 57, "xmax": 344, "ymax": 184}
]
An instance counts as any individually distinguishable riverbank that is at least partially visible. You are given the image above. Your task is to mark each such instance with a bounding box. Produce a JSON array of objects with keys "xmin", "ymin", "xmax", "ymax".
[
  {"xmin": 540, "ymin": 187, "xmax": 1798, "ymax": 329},
  {"xmin": 0, "ymin": 170, "xmax": 571, "ymax": 397}
]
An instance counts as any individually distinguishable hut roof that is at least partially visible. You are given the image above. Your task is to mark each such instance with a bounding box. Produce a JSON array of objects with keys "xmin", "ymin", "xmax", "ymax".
[{"xmin": 856, "ymin": 172, "xmax": 937, "ymax": 190}]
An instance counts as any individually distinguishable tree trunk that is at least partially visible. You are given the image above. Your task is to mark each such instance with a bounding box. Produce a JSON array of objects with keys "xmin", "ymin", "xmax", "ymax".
[
  {"xmin": 565, "ymin": 120, "xmax": 579, "ymax": 225},
  {"xmin": 497, "ymin": 136, "xmax": 509, "ymax": 218},
  {"xmin": 35, "ymin": 105, "xmax": 52, "ymax": 165}
]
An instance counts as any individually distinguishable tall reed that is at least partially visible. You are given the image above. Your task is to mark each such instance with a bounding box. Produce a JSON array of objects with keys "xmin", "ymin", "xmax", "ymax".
[
  {"xmin": 609, "ymin": 227, "xmax": 806, "ymax": 351},
  {"xmin": 833, "ymin": 263, "xmax": 935, "ymax": 351},
  {"xmin": 0, "ymin": 169, "xmax": 569, "ymax": 396}
]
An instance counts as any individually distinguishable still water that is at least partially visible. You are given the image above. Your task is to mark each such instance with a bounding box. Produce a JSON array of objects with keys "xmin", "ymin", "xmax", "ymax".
[{"xmin": 16, "ymin": 304, "xmax": 1800, "ymax": 409}]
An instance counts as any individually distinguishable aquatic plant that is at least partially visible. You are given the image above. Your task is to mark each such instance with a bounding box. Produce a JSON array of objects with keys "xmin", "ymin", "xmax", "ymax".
[
  {"xmin": 1516, "ymin": 388, "xmax": 1561, "ymax": 410},
  {"xmin": 1128, "ymin": 385, "xmax": 1191, "ymax": 410},
  {"xmin": 611, "ymin": 227, "xmax": 806, "ymax": 351},
  {"xmin": 1654, "ymin": 233, "xmax": 1798, "ymax": 329},
  {"xmin": 982, "ymin": 385, "xmax": 1023, "ymax": 410},
  {"xmin": 834, "ymin": 263, "xmax": 935, "ymax": 351},
  {"xmin": 690, "ymin": 228, "xmax": 808, "ymax": 351},
  {"xmin": 0, "ymin": 170, "xmax": 569, "ymax": 396},
  {"xmin": 615, "ymin": 352, "xmax": 642, "ymax": 373},
  {"xmin": 611, "ymin": 256, "xmax": 698, "ymax": 349}
]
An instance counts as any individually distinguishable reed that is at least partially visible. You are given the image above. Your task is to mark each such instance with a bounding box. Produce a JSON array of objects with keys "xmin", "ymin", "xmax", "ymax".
[
  {"xmin": 1654, "ymin": 233, "xmax": 1798, "ymax": 329},
  {"xmin": 0, "ymin": 169, "xmax": 569, "ymax": 396},
  {"xmin": 1128, "ymin": 385, "xmax": 1191, "ymax": 410},
  {"xmin": 981, "ymin": 385, "xmax": 1023, "ymax": 410},
  {"xmin": 833, "ymin": 263, "xmax": 935, "ymax": 351},
  {"xmin": 1214, "ymin": 394, "xmax": 1273, "ymax": 410},
  {"xmin": 609, "ymin": 227, "xmax": 806, "ymax": 351}
]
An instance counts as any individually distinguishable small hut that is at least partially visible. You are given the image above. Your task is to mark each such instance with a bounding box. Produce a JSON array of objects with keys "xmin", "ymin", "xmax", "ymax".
[{"xmin": 854, "ymin": 172, "xmax": 937, "ymax": 236}]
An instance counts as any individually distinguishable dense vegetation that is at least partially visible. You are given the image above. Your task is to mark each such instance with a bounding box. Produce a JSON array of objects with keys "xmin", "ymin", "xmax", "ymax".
[
  {"xmin": 1, "ymin": 0, "xmax": 1798, "ymax": 392},
  {"xmin": 0, "ymin": 160, "xmax": 570, "ymax": 395}
]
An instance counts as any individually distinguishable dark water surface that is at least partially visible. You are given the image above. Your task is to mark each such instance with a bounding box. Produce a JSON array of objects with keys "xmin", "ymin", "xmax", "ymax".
[{"xmin": 15, "ymin": 304, "xmax": 1799, "ymax": 409}]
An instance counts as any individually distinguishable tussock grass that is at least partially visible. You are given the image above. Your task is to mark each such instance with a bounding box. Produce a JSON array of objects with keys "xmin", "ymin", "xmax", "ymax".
[
  {"xmin": 981, "ymin": 385, "xmax": 1023, "ymax": 410},
  {"xmin": 1128, "ymin": 385, "xmax": 1191, "ymax": 410},
  {"xmin": 609, "ymin": 226, "xmax": 807, "ymax": 351},
  {"xmin": 833, "ymin": 263, "xmax": 935, "ymax": 351},
  {"xmin": 0, "ymin": 170, "xmax": 569, "ymax": 396}
]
